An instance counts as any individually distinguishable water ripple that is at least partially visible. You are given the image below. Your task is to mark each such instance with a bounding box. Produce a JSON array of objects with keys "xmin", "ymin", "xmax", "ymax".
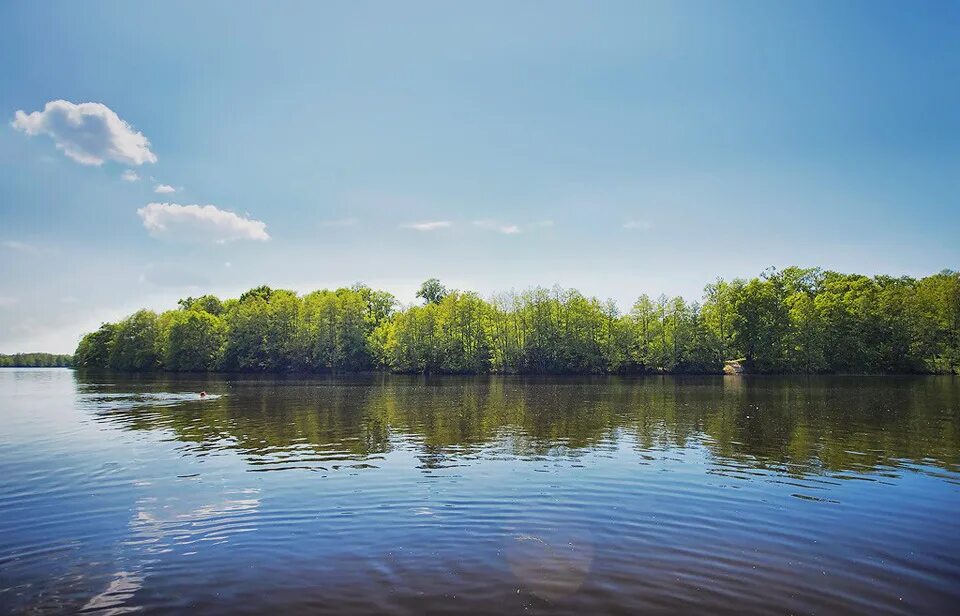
[{"xmin": 1, "ymin": 371, "xmax": 958, "ymax": 615}]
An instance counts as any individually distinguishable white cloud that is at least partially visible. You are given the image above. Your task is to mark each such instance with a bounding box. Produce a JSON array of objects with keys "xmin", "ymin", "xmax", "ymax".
[
  {"xmin": 0, "ymin": 296, "xmax": 18, "ymax": 308},
  {"xmin": 473, "ymin": 220, "xmax": 522, "ymax": 234},
  {"xmin": 624, "ymin": 220, "xmax": 653, "ymax": 230},
  {"xmin": 153, "ymin": 183, "xmax": 176, "ymax": 194},
  {"xmin": 402, "ymin": 221, "xmax": 452, "ymax": 231},
  {"xmin": 137, "ymin": 203, "xmax": 270, "ymax": 243},
  {"xmin": 12, "ymin": 100, "xmax": 157, "ymax": 166},
  {"xmin": 121, "ymin": 169, "xmax": 141, "ymax": 182}
]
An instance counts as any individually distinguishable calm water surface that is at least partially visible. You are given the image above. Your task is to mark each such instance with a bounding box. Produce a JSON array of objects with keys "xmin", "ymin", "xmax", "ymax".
[{"xmin": 1, "ymin": 369, "xmax": 958, "ymax": 614}]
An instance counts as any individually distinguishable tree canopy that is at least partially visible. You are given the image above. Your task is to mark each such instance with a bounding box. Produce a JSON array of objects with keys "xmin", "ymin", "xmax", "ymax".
[{"xmin": 73, "ymin": 268, "xmax": 960, "ymax": 374}]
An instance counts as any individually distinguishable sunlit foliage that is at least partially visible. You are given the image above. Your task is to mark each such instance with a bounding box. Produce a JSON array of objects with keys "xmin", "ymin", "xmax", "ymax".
[{"xmin": 73, "ymin": 268, "xmax": 960, "ymax": 374}]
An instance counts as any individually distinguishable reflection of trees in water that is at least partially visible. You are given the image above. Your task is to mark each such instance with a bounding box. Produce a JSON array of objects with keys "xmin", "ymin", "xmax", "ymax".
[
  {"xmin": 78, "ymin": 373, "xmax": 960, "ymax": 476},
  {"xmin": 707, "ymin": 377, "xmax": 960, "ymax": 474}
]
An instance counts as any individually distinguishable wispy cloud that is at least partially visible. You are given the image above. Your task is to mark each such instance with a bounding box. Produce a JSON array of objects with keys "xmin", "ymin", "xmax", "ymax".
[
  {"xmin": 402, "ymin": 221, "xmax": 453, "ymax": 231},
  {"xmin": 12, "ymin": 100, "xmax": 157, "ymax": 166},
  {"xmin": 138, "ymin": 203, "xmax": 270, "ymax": 243},
  {"xmin": 319, "ymin": 217, "xmax": 359, "ymax": 227},
  {"xmin": 473, "ymin": 220, "xmax": 522, "ymax": 234},
  {"xmin": 153, "ymin": 183, "xmax": 176, "ymax": 194},
  {"xmin": 139, "ymin": 262, "xmax": 211, "ymax": 288},
  {"xmin": 2, "ymin": 240, "xmax": 39, "ymax": 253},
  {"xmin": 624, "ymin": 220, "xmax": 653, "ymax": 230},
  {"xmin": 0, "ymin": 296, "xmax": 19, "ymax": 307},
  {"xmin": 121, "ymin": 169, "xmax": 140, "ymax": 182}
]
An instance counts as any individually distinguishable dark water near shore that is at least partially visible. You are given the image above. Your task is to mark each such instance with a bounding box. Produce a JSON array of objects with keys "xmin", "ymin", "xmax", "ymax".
[{"xmin": 1, "ymin": 369, "xmax": 959, "ymax": 615}]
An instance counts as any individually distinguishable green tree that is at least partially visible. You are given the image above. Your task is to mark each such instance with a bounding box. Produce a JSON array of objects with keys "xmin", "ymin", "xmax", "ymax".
[
  {"xmin": 222, "ymin": 291, "xmax": 273, "ymax": 371},
  {"xmin": 731, "ymin": 271, "xmax": 790, "ymax": 372},
  {"xmin": 178, "ymin": 294, "xmax": 225, "ymax": 316},
  {"xmin": 786, "ymin": 291, "xmax": 826, "ymax": 372},
  {"xmin": 162, "ymin": 309, "xmax": 227, "ymax": 371},
  {"xmin": 74, "ymin": 323, "xmax": 117, "ymax": 368},
  {"xmin": 416, "ymin": 278, "xmax": 448, "ymax": 305},
  {"xmin": 702, "ymin": 279, "xmax": 739, "ymax": 364},
  {"xmin": 108, "ymin": 310, "xmax": 160, "ymax": 370}
]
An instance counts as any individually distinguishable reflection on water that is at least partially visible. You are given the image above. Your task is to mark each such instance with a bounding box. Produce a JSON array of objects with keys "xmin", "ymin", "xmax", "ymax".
[
  {"xmin": 81, "ymin": 373, "xmax": 960, "ymax": 479},
  {"xmin": 1, "ymin": 369, "xmax": 958, "ymax": 615}
]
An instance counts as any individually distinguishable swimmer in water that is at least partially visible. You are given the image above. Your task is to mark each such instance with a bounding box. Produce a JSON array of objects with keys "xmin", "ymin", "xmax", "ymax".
[{"xmin": 199, "ymin": 391, "xmax": 207, "ymax": 398}]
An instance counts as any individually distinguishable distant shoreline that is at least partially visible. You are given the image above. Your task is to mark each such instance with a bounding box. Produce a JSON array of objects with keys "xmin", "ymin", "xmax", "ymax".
[
  {"xmin": 52, "ymin": 368, "xmax": 957, "ymax": 378},
  {"xmin": 0, "ymin": 353, "xmax": 72, "ymax": 368}
]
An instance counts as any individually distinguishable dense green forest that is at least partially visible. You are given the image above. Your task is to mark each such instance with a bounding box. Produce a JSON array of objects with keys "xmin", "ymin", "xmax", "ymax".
[
  {"xmin": 0, "ymin": 353, "xmax": 72, "ymax": 367},
  {"xmin": 73, "ymin": 267, "xmax": 960, "ymax": 375}
]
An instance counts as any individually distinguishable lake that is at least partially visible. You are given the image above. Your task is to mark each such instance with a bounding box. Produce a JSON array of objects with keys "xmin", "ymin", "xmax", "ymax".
[{"xmin": 1, "ymin": 369, "xmax": 958, "ymax": 614}]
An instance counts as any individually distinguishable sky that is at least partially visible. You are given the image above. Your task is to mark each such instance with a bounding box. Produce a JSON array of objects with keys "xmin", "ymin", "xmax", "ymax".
[{"xmin": 1, "ymin": 1, "xmax": 958, "ymax": 353}]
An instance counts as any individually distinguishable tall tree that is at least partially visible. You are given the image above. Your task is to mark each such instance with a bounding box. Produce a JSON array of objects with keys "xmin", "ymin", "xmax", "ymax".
[{"xmin": 416, "ymin": 278, "xmax": 448, "ymax": 305}]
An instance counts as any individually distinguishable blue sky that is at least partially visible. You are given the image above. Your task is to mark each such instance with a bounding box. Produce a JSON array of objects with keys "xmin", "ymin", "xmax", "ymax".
[{"xmin": 1, "ymin": 1, "xmax": 958, "ymax": 353}]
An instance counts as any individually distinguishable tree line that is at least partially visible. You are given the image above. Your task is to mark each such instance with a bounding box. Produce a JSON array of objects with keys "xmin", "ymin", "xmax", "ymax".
[
  {"xmin": 73, "ymin": 267, "xmax": 960, "ymax": 374},
  {"xmin": 0, "ymin": 353, "xmax": 73, "ymax": 367}
]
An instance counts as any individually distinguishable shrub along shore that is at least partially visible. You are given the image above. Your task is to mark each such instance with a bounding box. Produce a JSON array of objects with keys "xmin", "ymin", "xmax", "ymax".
[{"xmin": 74, "ymin": 267, "xmax": 960, "ymax": 375}]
